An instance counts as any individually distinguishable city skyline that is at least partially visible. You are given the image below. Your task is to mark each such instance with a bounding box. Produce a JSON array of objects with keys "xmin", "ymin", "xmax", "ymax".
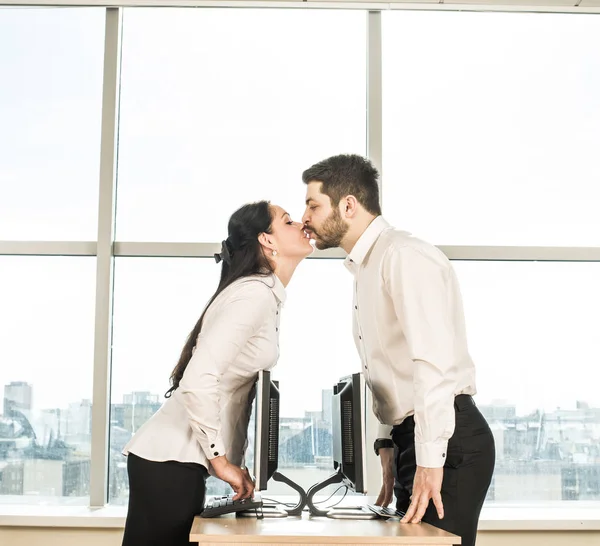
[
  {"xmin": 4, "ymin": 379, "xmax": 600, "ymax": 422},
  {"xmin": 2, "ymin": 378, "xmax": 599, "ymax": 504}
]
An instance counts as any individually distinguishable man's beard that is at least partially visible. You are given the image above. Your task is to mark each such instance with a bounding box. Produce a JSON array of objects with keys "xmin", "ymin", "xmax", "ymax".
[{"xmin": 313, "ymin": 208, "xmax": 349, "ymax": 250}]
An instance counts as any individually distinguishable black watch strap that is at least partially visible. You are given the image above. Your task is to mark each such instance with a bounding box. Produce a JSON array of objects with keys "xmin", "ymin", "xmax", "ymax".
[{"xmin": 374, "ymin": 438, "xmax": 394, "ymax": 456}]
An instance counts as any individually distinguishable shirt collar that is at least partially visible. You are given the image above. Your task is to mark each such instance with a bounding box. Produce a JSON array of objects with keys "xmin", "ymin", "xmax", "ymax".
[
  {"xmin": 344, "ymin": 216, "xmax": 391, "ymax": 274},
  {"xmin": 257, "ymin": 273, "xmax": 287, "ymax": 305}
]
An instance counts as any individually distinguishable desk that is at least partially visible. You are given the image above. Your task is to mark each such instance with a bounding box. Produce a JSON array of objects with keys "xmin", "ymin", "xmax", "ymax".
[{"xmin": 190, "ymin": 513, "xmax": 460, "ymax": 545}]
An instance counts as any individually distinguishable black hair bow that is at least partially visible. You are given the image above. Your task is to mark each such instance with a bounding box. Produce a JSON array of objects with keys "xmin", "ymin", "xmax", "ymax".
[{"xmin": 214, "ymin": 239, "xmax": 233, "ymax": 264}]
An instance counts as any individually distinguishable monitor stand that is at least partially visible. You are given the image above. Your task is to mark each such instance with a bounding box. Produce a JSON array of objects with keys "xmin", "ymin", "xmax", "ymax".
[
  {"xmin": 305, "ymin": 468, "xmax": 376, "ymax": 519},
  {"xmin": 238, "ymin": 471, "xmax": 308, "ymax": 518},
  {"xmin": 270, "ymin": 471, "xmax": 308, "ymax": 516}
]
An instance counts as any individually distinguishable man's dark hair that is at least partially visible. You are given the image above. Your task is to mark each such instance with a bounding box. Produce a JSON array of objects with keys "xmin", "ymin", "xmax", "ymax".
[{"xmin": 302, "ymin": 154, "xmax": 382, "ymax": 216}]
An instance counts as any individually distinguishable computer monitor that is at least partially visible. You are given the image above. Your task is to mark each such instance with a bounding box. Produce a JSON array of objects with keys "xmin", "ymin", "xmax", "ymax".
[
  {"xmin": 248, "ymin": 370, "xmax": 307, "ymax": 516},
  {"xmin": 331, "ymin": 372, "xmax": 367, "ymax": 494},
  {"xmin": 253, "ymin": 370, "xmax": 280, "ymax": 491},
  {"xmin": 306, "ymin": 372, "xmax": 370, "ymax": 517}
]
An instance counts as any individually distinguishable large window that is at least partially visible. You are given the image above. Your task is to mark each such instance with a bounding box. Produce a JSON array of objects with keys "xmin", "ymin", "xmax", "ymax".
[
  {"xmin": 0, "ymin": 8, "xmax": 105, "ymax": 241},
  {"xmin": 382, "ymin": 11, "xmax": 600, "ymax": 246},
  {"xmin": 381, "ymin": 9, "xmax": 600, "ymax": 503},
  {"xmin": 115, "ymin": 8, "xmax": 366, "ymax": 241},
  {"xmin": 0, "ymin": 257, "xmax": 96, "ymax": 504},
  {"xmin": 108, "ymin": 258, "xmax": 218, "ymax": 503},
  {"xmin": 107, "ymin": 7, "xmax": 366, "ymax": 503},
  {"xmin": 456, "ymin": 261, "xmax": 600, "ymax": 501},
  {"xmin": 2, "ymin": 4, "xmax": 600, "ymax": 520}
]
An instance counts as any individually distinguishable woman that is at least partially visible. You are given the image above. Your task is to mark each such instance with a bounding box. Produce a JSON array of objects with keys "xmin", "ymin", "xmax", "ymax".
[{"xmin": 121, "ymin": 201, "xmax": 313, "ymax": 546}]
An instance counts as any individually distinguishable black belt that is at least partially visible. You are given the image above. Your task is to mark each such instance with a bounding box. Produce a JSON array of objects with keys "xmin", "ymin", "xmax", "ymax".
[{"xmin": 392, "ymin": 395, "xmax": 475, "ymax": 434}]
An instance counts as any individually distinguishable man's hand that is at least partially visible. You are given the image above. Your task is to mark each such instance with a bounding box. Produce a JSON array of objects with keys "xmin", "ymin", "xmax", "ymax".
[
  {"xmin": 375, "ymin": 447, "xmax": 395, "ymax": 507},
  {"xmin": 210, "ymin": 456, "xmax": 255, "ymax": 501},
  {"xmin": 401, "ymin": 466, "xmax": 444, "ymax": 523}
]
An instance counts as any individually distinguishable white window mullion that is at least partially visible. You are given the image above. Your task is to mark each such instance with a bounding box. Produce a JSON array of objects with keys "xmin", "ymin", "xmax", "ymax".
[{"xmin": 89, "ymin": 7, "xmax": 122, "ymax": 509}]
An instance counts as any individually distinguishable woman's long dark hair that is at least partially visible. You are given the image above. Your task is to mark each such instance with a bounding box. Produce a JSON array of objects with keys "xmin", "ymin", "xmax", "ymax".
[{"xmin": 165, "ymin": 201, "xmax": 274, "ymax": 398}]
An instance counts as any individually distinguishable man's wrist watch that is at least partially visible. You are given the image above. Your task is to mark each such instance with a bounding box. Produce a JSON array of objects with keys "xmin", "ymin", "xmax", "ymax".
[{"xmin": 374, "ymin": 438, "xmax": 394, "ymax": 456}]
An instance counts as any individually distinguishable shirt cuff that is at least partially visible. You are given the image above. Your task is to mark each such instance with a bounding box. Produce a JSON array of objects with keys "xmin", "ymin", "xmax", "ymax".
[
  {"xmin": 415, "ymin": 439, "xmax": 449, "ymax": 468},
  {"xmin": 200, "ymin": 436, "xmax": 227, "ymax": 461},
  {"xmin": 376, "ymin": 423, "xmax": 393, "ymax": 440}
]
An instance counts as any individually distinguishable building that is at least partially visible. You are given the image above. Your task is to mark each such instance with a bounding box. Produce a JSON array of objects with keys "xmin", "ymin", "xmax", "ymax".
[
  {"xmin": 111, "ymin": 392, "xmax": 161, "ymax": 434},
  {"xmin": 321, "ymin": 389, "xmax": 333, "ymax": 426},
  {"xmin": 3, "ymin": 381, "xmax": 33, "ymax": 417},
  {"xmin": 0, "ymin": 458, "xmax": 90, "ymax": 498}
]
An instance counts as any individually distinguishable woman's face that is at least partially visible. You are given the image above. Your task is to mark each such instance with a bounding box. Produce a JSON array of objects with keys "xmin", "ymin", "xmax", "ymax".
[{"xmin": 267, "ymin": 204, "xmax": 314, "ymax": 260}]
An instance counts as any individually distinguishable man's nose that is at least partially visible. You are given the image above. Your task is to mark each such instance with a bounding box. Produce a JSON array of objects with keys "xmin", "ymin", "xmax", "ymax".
[{"xmin": 301, "ymin": 210, "xmax": 309, "ymax": 225}]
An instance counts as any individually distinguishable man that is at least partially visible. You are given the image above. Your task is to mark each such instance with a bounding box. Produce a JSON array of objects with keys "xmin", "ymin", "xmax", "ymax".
[{"xmin": 301, "ymin": 154, "xmax": 495, "ymax": 546}]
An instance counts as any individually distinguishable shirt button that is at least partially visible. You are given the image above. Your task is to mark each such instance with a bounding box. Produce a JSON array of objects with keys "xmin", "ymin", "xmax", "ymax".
[
  {"xmin": 355, "ymin": 306, "xmax": 358, "ymax": 310},
  {"xmin": 442, "ymin": 453, "xmax": 446, "ymax": 458},
  {"xmin": 214, "ymin": 452, "xmax": 219, "ymax": 456},
  {"xmin": 210, "ymin": 444, "xmax": 215, "ymax": 448},
  {"xmin": 276, "ymin": 327, "xmax": 278, "ymax": 332},
  {"xmin": 364, "ymin": 365, "xmax": 367, "ymax": 370},
  {"xmin": 359, "ymin": 336, "xmax": 362, "ymax": 340}
]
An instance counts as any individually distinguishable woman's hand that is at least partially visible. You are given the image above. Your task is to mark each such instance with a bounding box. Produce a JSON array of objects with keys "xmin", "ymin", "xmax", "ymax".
[
  {"xmin": 210, "ymin": 456, "xmax": 255, "ymax": 500},
  {"xmin": 242, "ymin": 466, "xmax": 255, "ymax": 487}
]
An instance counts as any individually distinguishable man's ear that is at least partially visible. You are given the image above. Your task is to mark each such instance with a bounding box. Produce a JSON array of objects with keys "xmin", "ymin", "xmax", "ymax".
[{"xmin": 343, "ymin": 195, "xmax": 359, "ymax": 218}]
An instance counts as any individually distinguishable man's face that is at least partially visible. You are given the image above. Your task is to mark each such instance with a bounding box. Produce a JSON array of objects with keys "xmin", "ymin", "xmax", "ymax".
[{"xmin": 302, "ymin": 181, "xmax": 349, "ymax": 250}]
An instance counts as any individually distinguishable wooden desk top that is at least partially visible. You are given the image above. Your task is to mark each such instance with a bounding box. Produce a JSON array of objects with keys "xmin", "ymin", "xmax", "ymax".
[{"xmin": 190, "ymin": 512, "xmax": 460, "ymax": 544}]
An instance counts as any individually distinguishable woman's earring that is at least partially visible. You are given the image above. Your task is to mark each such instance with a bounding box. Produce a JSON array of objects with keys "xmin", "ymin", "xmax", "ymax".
[{"xmin": 272, "ymin": 250, "xmax": 278, "ymax": 257}]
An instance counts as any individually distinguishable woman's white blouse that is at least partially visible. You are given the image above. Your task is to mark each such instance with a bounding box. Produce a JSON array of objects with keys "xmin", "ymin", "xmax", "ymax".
[{"xmin": 122, "ymin": 274, "xmax": 285, "ymax": 474}]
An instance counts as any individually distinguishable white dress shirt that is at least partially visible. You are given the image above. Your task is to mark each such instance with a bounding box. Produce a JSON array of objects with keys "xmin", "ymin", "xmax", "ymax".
[
  {"xmin": 123, "ymin": 274, "xmax": 285, "ymax": 475},
  {"xmin": 345, "ymin": 216, "xmax": 476, "ymax": 468}
]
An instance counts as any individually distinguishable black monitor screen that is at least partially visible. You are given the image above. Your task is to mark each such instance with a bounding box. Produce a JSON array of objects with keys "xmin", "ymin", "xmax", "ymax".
[
  {"xmin": 253, "ymin": 370, "xmax": 280, "ymax": 491},
  {"xmin": 331, "ymin": 372, "xmax": 367, "ymax": 493}
]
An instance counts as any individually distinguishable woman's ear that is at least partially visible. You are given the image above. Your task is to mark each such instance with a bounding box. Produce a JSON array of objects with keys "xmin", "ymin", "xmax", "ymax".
[{"xmin": 258, "ymin": 232, "xmax": 276, "ymax": 251}]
